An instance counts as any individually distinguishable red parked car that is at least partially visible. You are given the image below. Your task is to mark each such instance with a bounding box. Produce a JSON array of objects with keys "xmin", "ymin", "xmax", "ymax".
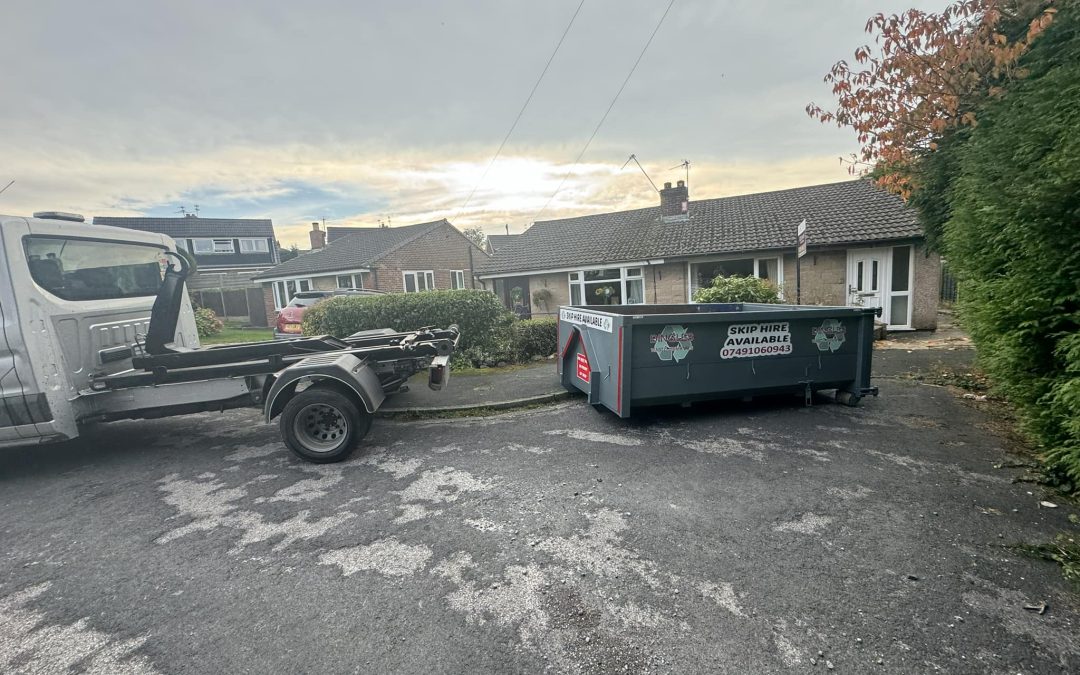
[{"xmin": 274, "ymin": 289, "xmax": 384, "ymax": 339}]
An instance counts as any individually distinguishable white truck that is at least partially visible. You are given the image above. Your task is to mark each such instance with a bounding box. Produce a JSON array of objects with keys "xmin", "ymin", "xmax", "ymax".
[{"xmin": 0, "ymin": 212, "xmax": 457, "ymax": 462}]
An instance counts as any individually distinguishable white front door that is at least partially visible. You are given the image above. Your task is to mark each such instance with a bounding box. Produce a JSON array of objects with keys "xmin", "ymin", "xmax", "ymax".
[{"xmin": 847, "ymin": 250, "xmax": 885, "ymax": 312}]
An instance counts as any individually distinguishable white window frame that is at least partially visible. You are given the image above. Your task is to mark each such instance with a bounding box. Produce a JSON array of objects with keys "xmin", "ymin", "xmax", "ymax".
[
  {"xmin": 336, "ymin": 272, "xmax": 367, "ymax": 289},
  {"xmin": 191, "ymin": 238, "xmax": 236, "ymax": 255},
  {"xmin": 239, "ymin": 238, "xmax": 269, "ymax": 253},
  {"xmin": 567, "ymin": 266, "xmax": 645, "ymax": 306},
  {"xmin": 687, "ymin": 255, "xmax": 785, "ymax": 301},
  {"xmin": 402, "ymin": 270, "xmax": 435, "ymax": 293},
  {"xmin": 271, "ymin": 277, "xmax": 313, "ymax": 310},
  {"xmin": 451, "ymin": 270, "xmax": 466, "ymax": 290}
]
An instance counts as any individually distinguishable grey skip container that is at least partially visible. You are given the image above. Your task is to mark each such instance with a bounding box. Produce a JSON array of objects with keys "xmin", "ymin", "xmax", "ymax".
[{"xmin": 557, "ymin": 303, "xmax": 880, "ymax": 418}]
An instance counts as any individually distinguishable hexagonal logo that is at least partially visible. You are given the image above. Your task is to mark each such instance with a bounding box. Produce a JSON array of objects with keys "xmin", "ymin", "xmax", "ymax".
[
  {"xmin": 650, "ymin": 325, "xmax": 695, "ymax": 363},
  {"xmin": 812, "ymin": 319, "xmax": 847, "ymax": 353}
]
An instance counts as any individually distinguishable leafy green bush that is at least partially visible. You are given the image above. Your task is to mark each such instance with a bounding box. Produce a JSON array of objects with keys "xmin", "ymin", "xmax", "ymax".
[
  {"xmin": 510, "ymin": 318, "xmax": 558, "ymax": 361},
  {"xmin": 941, "ymin": 8, "xmax": 1080, "ymax": 489},
  {"xmin": 194, "ymin": 306, "xmax": 223, "ymax": 338},
  {"xmin": 691, "ymin": 275, "xmax": 782, "ymax": 304},
  {"xmin": 303, "ymin": 289, "xmax": 514, "ymax": 366}
]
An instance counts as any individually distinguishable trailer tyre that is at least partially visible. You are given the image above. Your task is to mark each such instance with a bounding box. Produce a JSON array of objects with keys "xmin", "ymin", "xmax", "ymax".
[{"xmin": 280, "ymin": 386, "xmax": 372, "ymax": 463}]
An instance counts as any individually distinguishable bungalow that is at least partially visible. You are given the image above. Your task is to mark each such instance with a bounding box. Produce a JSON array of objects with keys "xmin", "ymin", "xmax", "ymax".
[
  {"xmin": 476, "ymin": 179, "xmax": 940, "ymax": 330},
  {"xmin": 93, "ymin": 214, "xmax": 279, "ymax": 326},
  {"xmin": 251, "ymin": 219, "xmax": 486, "ymax": 317}
]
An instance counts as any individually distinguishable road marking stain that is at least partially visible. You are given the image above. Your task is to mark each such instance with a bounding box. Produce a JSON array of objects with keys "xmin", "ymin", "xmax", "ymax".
[
  {"xmin": 0, "ymin": 582, "xmax": 160, "ymax": 674},
  {"xmin": 394, "ymin": 504, "xmax": 442, "ymax": 524},
  {"xmin": 826, "ymin": 485, "xmax": 874, "ymax": 500},
  {"xmin": 393, "ymin": 467, "xmax": 495, "ymax": 504},
  {"xmin": 223, "ymin": 444, "xmax": 282, "ymax": 463},
  {"xmin": 544, "ymin": 429, "xmax": 643, "ymax": 446},
  {"xmin": 320, "ymin": 538, "xmax": 433, "ymax": 578},
  {"xmin": 773, "ymin": 513, "xmax": 833, "ymax": 535},
  {"xmin": 699, "ymin": 581, "xmax": 746, "ymax": 617}
]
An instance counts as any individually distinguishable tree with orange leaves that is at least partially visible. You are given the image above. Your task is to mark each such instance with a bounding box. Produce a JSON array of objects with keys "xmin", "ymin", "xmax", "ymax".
[{"xmin": 807, "ymin": 0, "xmax": 1057, "ymax": 199}]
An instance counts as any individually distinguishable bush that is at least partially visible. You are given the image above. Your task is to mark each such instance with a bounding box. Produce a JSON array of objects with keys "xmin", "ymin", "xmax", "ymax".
[
  {"xmin": 303, "ymin": 289, "xmax": 514, "ymax": 366},
  {"xmin": 510, "ymin": 318, "xmax": 558, "ymax": 361},
  {"xmin": 940, "ymin": 8, "xmax": 1080, "ymax": 489},
  {"xmin": 194, "ymin": 306, "xmax": 223, "ymax": 338},
  {"xmin": 691, "ymin": 275, "xmax": 782, "ymax": 304}
]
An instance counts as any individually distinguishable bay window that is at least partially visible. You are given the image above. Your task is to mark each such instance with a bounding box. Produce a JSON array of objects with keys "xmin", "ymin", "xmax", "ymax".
[
  {"xmin": 336, "ymin": 272, "xmax": 369, "ymax": 289},
  {"xmin": 689, "ymin": 256, "xmax": 783, "ymax": 298},
  {"xmin": 568, "ymin": 267, "xmax": 644, "ymax": 306},
  {"xmin": 271, "ymin": 278, "xmax": 312, "ymax": 309}
]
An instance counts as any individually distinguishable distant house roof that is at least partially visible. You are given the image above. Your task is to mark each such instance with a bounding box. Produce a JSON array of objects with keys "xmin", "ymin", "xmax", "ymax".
[
  {"xmin": 478, "ymin": 180, "xmax": 922, "ymax": 276},
  {"xmin": 93, "ymin": 216, "xmax": 275, "ymax": 239},
  {"xmin": 252, "ymin": 220, "xmax": 447, "ymax": 280},
  {"xmin": 486, "ymin": 233, "xmax": 519, "ymax": 252}
]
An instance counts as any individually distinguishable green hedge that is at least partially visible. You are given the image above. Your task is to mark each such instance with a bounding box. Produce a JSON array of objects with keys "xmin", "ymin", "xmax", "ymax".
[
  {"xmin": 691, "ymin": 275, "xmax": 781, "ymax": 304},
  {"xmin": 510, "ymin": 318, "xmax": 558, "ymax": 361},
  {"xmin": 940, "ymin": 8, "xmax": 1080, "ymax": 489},
  {"xmin": 302, "ymin": 289, "xmax": 514, "ymax": 366}
]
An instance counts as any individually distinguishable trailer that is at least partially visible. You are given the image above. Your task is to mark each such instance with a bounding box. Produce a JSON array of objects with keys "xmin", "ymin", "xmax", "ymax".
[
  {"xmin": 558, "ymin": 303, "xmax": 879, "ymax": 417},
  {"xmin": 0, "ymin": 212, "xmax": 458, "ymax": 462}
]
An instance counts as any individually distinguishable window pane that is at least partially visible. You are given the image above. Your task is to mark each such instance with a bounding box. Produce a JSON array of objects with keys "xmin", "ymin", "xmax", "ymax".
[
  {"xmin": 871, "ymin": 260, "xmax": 879, "ymax": 291},
  {"xmin": 359, "ymin": 272, "xmax": 369, "ymax": 289},
  {"xmin": 569, "ymin": 272, "xmax": 581, "ymax": 282},
  {"xmin": 298, "ymin": 279, "xmax": 311, "ymax": 292},
  {"xmin": 286, "ymin": 280, "xmax": 297, "ymax": 298},
  {"xmin": 625, "ymin": 267, "xmax": 642, "ymax": 277},
  {"xmin": 213, "ymin": 239, "xmax": 234, "ymax": 253},
  {"xmin": 585, "ymin": 281, "xmax": 619, "ymax": 304},
  {"xmin": 889, "ymin": 295, "xmax": 909, "ymax": 326},
  {"xmin": 756, "ymin": 258, "xmax": 778, "ymax": 281},
  {"xmin": 626, "ymin": 278, "xmax": 644, "ymax": 304},
  {"xmin": 584, "ymin": 268, "xmax": 620, "ymax": 282},
  {"xmin": 694, "ymin": 259, "xmax": 754, "ymax": 289},
  {"xmin": 337, "ymin": 275, "xmax": 351, "ymax": 288},
  {"xmin": 891, "ymin": 246, "xmax": 910, "ymax": 292},
  {"xmin": 570, "ymin": 283, "xmax": 582, "ymax": 304},
  {"xmin": 856, "ymin": 262, "xmax": 864, "ymax": 291},
  {"xmin": 24, "ymin": 236, "xmax": 166, "ymax": 301},
  {"xmin": 404, "ymin": 274, "xmax": 416, "ymax": 293},
  {"xmin": 192, "ymin": 239, "xmax": 213, "ymax": 253},
  {"xmin": 274, "ymin": 282, "xmax": 286, "ymax": 309}
]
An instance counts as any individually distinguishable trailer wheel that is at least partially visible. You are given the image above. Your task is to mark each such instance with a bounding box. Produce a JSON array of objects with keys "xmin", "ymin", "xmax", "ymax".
[{"xmin": 280, "ymin": 386, "xmax": 372, "ymax": 463}]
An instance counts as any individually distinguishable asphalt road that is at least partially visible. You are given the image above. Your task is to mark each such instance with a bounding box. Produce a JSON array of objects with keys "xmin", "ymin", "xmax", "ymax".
[{"xmin": 2, "ymin": 379, "xmax": 1078, "ymax": 673}]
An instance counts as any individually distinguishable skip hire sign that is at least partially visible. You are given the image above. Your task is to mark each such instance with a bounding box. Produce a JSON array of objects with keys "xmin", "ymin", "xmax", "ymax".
[{"xmin": 559, "ymin": 308, "xmax": 613, "ymax": 333}]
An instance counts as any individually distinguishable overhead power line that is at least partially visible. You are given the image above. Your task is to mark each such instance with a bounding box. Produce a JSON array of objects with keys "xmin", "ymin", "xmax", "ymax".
[
  {"xmin": 622, "ymin": 153, "xmax": 659, "ymax": 193},
  {"xmin": 455, "ymin": 0, "xmax": 587, "ymax": 221},
  {"xmin": 0, "ymin": 180, "xmax": 14, "ymax": 197},
  {"xmin": 528, "ymin": 0, "xmax": 677, "ymax": 226}
]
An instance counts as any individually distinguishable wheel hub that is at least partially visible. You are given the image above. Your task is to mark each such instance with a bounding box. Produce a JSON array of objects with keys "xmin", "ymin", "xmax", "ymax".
[{"xmin": 293, "ymin": 402, "xmax": 349, "ymax": 453}]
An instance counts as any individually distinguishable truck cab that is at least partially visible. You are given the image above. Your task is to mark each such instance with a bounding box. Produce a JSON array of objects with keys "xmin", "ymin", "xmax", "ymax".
[{"xmin": 0, "ymin": 212, "xmax": 198, "ymax": 448}]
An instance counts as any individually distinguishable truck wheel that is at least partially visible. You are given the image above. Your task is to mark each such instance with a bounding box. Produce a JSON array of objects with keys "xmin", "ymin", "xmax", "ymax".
[{"xmin": 280, "ymin": 386, "xmax": 372, "ymax": 463}]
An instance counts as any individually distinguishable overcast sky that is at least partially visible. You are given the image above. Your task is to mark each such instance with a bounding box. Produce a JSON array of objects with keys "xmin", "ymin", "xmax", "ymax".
[{"xmin": 0, "ymin": 0, "xmax": 939, "ymax": 247}]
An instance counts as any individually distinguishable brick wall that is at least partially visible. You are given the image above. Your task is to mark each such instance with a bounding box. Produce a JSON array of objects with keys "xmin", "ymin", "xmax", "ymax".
[
  {"xmin": 649, "ymin": 262, "xmax": 688, "ymax": 304},
  {"xmin": 262, "ymin": 285, "xmax": 277, "ymax": 323},
  {"xmin": 911, "ymin": 244, "xmax": 940, "ymax": 330},
  {"xmin": 372, "ymin": 222, "xmax": 480, "ymax": 293},
  {"xmin": 782, "ymin": 250, "xmax": 848, "ymax": 306}
]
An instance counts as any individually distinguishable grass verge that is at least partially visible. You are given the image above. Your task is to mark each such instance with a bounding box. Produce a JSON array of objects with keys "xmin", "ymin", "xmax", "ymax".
[{"xmin": 201, "ymin": 323, "xmax": 274, "ymax": 345}]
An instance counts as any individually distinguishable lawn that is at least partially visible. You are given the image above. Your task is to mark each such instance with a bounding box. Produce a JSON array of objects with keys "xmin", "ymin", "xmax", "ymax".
[{"xmin": 201, "ymin": 322, "xmax": 274, "ymax": 345}]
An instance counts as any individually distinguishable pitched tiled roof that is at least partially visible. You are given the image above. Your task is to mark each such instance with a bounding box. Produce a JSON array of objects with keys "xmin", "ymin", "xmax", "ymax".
[
  {"xmin": 252, "ymin": 220, "xmax": 445, "ymax": 280},
  {"xmin": 478, "ymin": 180, "xmax": 922, "ymax": 275},
  {"xmin": 92, "ymin": 216, "xmax": 275, "ymax": 238},
  {"xmin": 486, "ymin": 233, "xmax": 519, "ymax": 251}
]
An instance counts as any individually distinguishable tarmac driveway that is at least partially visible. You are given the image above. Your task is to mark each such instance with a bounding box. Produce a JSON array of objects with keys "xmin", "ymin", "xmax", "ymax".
[{"xmin": 1, "ymin": 379, "xmax": 1078, "ymax": 673}]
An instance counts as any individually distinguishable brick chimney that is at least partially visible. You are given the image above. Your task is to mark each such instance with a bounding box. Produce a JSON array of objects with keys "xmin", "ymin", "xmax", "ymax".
[
  {"xmin": 660, "ymin": 180, "xmax": 689, "ymax": 220},
  {"xmin": 309, "ymin": 222, "xmax": 326, "ymax": 249}
]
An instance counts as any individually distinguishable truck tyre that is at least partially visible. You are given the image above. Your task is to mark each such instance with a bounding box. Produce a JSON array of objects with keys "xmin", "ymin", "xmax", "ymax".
[{"xmin": 280, "ymin": 386, "xmax": 372, "ymax": 463}]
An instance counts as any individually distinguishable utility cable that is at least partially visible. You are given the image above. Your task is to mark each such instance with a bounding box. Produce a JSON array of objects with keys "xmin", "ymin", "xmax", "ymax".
[
  {"xmin": 528, "ymin": 0, "xmax": 676, "ymax": 226},
  {"xmin": 455, "ymin": 0, "xmax": 587, "ymax": 221}
]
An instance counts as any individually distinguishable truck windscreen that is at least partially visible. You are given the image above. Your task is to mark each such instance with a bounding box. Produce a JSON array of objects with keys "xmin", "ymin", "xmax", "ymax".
[{"xmin": 23, "ymin": 236, "xmax": 166, "ymax": 301}]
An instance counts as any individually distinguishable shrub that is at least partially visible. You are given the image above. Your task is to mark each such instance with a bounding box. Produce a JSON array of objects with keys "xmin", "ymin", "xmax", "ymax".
[
  {"xmin": 510, "ymin": 318, "xmax": 558, "ymax": 361},
  {"xmin": 691, "ymin": 275, "xmax": 782, "ymax": 304},
  {"xmin": 940, "ymin": 8, "xmax": 1080, "ymax": 489},
  {"xmin": 303, "ymin": 289, "xmax": 514, "ymax": 366},
  {"xmin": 194, "ymin": 306, "xmax": 223, "ymax": 338}
]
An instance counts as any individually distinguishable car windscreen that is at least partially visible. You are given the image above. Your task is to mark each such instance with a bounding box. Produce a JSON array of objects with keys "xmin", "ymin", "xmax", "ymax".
[{"xmin": 24, "ymin": 236, "xmax": 166, "ymax": 301}]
